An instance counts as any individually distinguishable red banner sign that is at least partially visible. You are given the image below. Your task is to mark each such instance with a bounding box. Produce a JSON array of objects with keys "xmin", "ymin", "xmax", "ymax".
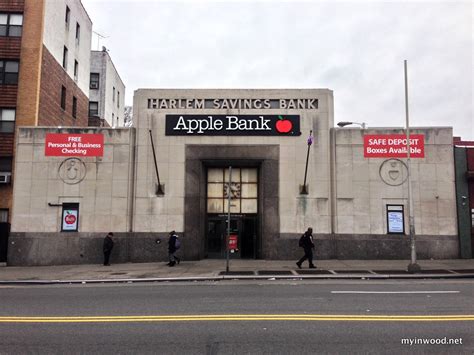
[
  {"xmin": 45, "ymin": 134, "xmax": 104, "ymax": 157},
  {"xmin": 364, "ymin": 134, "xmax": 424, "ymax": 158}
]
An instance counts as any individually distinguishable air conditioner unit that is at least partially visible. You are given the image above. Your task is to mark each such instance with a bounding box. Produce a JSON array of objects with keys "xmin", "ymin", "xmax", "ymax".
[{"xmin": 0, "ymin": 172, "xmax": 11, "ymax": 184}]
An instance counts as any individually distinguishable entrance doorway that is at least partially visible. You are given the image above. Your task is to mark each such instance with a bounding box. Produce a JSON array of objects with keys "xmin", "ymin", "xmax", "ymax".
[
  {"xmin": 205, "ymin": 167, "xmax": 259, "ymax": 259},
  {"xmin": 207, "ymin": 215, "xmax": 258, "ymax": 259}
]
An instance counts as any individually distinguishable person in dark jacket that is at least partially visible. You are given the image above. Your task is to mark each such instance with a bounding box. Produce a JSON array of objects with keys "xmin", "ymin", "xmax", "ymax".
[
  {"xmin": 167, "ymin": 231, "xmax": 180, "ymax": 267},
  {"xmin": 296, "ymin": 227, "xmax": 316, "ymax": 269},
  {"xmin": 103, "ymin": 232, "xmax": 114, "ymax": 266}
]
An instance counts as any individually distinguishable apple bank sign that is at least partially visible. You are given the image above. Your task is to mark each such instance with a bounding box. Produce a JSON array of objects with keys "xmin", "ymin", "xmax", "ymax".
[{"xmin": 165, "ymin": 115, "xmax": 301, "ymax": 136}]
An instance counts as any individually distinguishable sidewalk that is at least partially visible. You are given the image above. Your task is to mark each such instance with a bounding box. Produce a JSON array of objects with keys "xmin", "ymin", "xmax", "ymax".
[{"xmin": 1, "ymin": 259, "xmax": 474, "ymax": 284}]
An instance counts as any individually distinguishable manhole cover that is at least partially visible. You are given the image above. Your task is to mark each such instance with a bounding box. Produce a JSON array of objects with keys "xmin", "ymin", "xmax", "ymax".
[{"xmin": 257, "ymin": 270, "xmax": 293, "ymax": 275}]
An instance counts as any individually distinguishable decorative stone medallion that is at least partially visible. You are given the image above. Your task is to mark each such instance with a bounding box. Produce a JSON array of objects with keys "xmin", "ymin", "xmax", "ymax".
[
  {"xmin": 379, "ymin": 158, "xmax": 408, "ymax": 186},
  {"xmin": 58, "ymin": 158, "xmax": 87, "ymax": 185}
]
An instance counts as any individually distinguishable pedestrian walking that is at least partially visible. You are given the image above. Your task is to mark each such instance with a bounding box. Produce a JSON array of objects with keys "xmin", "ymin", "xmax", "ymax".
[
  {"xmin": 103, "ymin": 232, "xmax": 114, "ymax": 266},
  {"xmin": 296, "ymin": 227, "xmax": 316, "ymax": 269},
  {"xmin": 167, "ymin": 231, "xmax": 181, "ymax": 267}
]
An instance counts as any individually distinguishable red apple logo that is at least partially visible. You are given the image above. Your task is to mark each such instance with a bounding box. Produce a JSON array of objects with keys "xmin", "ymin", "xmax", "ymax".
[
  {"xmin": 65, "ymin": 213, "xmax": 76, "ymax": 224},
  {"xmin": 276, "ymin": 115, "xmax": 292, "ymax": 133}
]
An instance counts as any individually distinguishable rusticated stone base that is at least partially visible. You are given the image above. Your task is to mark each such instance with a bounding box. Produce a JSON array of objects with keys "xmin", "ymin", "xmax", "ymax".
[
  {"xmin": 277, "ymin": 233, "xmax": 459, "ymax": 260},
  {"xmin": 7, "ymin": 232, "xmax": 460, "ymax": 266}
]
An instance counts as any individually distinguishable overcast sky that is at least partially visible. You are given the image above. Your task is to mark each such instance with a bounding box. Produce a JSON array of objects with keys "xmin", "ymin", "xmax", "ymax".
[{"xmin": 81, "ymin": 0, "xmax": 473, "ymax": 139}]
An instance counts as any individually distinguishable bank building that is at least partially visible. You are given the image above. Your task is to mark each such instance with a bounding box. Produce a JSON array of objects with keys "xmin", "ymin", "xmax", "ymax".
[{"xmin": 7, "ymin": 89, "xmax": 467, "ymax": 266}]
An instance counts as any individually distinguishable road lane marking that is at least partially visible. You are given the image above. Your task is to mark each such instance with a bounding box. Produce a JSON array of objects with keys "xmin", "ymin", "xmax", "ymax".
[
  {"xmin": 0, "ymin": 314, "xmax": 472, "ymax": 323},
  {"xmin": 331, "ymin": 291, "xmax": 460, "ymax": 294}
]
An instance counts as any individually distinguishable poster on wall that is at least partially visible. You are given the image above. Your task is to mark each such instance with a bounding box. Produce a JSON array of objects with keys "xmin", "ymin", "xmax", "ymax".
[
  {"xmin": 386, "ymin": 205, "xmax": 405, "ymax": 234},
  {"xmin": 364, "ymin": 134, "xmax": 424, "ymax": 158},
  {"xmin": 62, "ymin": 205, "xmax": 79, "ymax": 232},
  {"xmin": 45, "ymin": 134, "xmax": 104, "ymax": 157}
]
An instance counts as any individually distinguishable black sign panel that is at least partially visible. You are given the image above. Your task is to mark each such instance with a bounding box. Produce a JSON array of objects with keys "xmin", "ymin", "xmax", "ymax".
[{"xmin": 165, "ymin": 115, "xmax": 301, "ymax": 136}]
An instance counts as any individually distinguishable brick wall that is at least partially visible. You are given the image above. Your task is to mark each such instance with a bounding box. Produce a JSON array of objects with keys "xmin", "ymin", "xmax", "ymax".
[
  {"xmin": 0, "ymin": 1, "xmax": 24, "ymax": 222},
  {"xmin": 38, "ymin": 46, "xmax": 89, "ymax": 127},
  {"xmin": 0, "ymin": 86, "xmax": 18, "ymax": 107},
  {"xmin": 0, "ymin": 0, "xmax": 25, "ymax": 12},
  {"xmin": 0, "ymin": 37, "xmax": 22, "ymax": 58},
  {"xmin": 0, "ymin": 134, "xmax": 14, "ymax": 157}
]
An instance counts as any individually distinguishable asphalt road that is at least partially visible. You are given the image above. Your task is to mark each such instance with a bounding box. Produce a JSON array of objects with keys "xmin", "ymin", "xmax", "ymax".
[{"xmin": 0, "ymin": 280, "xmax": 472, "ymax": 354}]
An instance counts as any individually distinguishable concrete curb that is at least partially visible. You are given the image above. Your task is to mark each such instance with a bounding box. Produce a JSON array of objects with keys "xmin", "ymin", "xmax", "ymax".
[{"xmin": 1, "ymin": 273, "xmax": 473, "ymax": 285}]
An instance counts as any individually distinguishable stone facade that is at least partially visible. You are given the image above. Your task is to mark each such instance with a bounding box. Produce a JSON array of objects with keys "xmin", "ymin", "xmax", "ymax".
[
  {"xmin": 8, "ymin": 127, "xmax": 136, "ymax": 265},
  {"xmin": 7, "ymin": 89, "xmax": 460, "ymax": 265}
]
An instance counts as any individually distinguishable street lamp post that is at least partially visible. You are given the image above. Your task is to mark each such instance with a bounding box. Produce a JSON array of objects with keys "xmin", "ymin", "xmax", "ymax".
[
  {"xmin": 404, "ymin": 60, "xmax": 421, "ymax": 273},
  {"xmin": 337, "ymin": 121, "xmax": 367, "ymax": 129}
]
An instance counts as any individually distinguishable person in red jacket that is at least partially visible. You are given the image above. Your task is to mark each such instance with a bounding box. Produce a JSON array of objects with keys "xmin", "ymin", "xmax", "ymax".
[{"xmin": 296, "ymin": 227, "xmax": 316, "ymax": 269}]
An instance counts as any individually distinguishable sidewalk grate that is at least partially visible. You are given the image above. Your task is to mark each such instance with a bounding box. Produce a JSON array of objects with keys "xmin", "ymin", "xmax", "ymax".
[
  {"xmin": 333, "ymin": 270, "xmax": 371, "ymax": 274},
  {"xmin": 451, "ymin": 269, "xmax": 474, "ymax": 274},
  {"xmin": 219, "ymin": 271, "xmax": 255, "ymax": 276},
  {"xmin": 296, "ymin": 270, "xmax": 333, "ymax": 275},
  {"xmin": 257, "ymin": 270, "xmax": 294, "ymax": 275},
  {"xmin": 372, "ymin": 270, "xmax": 411, "ymax": 274}
]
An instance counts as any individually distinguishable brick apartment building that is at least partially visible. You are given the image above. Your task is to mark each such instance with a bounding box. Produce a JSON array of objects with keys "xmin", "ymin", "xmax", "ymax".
[{"xmin": 0, "ymin": 0, "xmax": 92, "ymax": 262}]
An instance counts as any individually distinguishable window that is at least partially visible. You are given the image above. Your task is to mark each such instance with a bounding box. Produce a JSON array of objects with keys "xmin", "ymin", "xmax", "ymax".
[
  {"xmin": 60, "ymin": 86, "xmax": 66, "ymax": 110},
  {"xmin": 89, "ymin": 101, "xmax": 98, "ymax": 116},
  {"xmin": 0, "ymin": 108, "xmax": 15, "ymax": 133},
  {"xmin": 0, "ymin": 209, "xmax": 8, "ymax": 223},
  {"xmin": 72, "ymin": 96, "xmax": 77, "ymax": 118},
  {"xmin": 0, "ymin": 157, "xmax": 12, "ymax": 184},
  {"xmin": 90, "ymin": 73, "xmax": 99, "ymax": 89},
  {"xmin": 207, "ymin": 168, "xmax": 258, "ymax": 214},
  {"xmin": 74, "ymin": 60, "xmax": 78, "ymax": 81},
  {"xmin": 0, "ymin": 60, "xmax": 19, "ymax": 85},
  {"xmin": 75, "ymin": 22, "xmax": 80, "ymax": 44},
  {"xmin": 117, "ymin": 91, "xmax": 120, "ymax": 108},
  {"xmin": 113, "ymin": 87, "xmax": 115, "ymax": 102},
  {"xmin": 0, "ymin": 13, "xmax": 23, "ymax": 37},
  {"xmin": 0, "ymin": 157, "xmax": 12, "ymax": 173},
  {"xmin": 62, "ymin": 46, "xmax": 68, "ymax": 69},
  {"xmin": 65, "ymin": 6, "xmax": 70, "ymax": 28}
]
